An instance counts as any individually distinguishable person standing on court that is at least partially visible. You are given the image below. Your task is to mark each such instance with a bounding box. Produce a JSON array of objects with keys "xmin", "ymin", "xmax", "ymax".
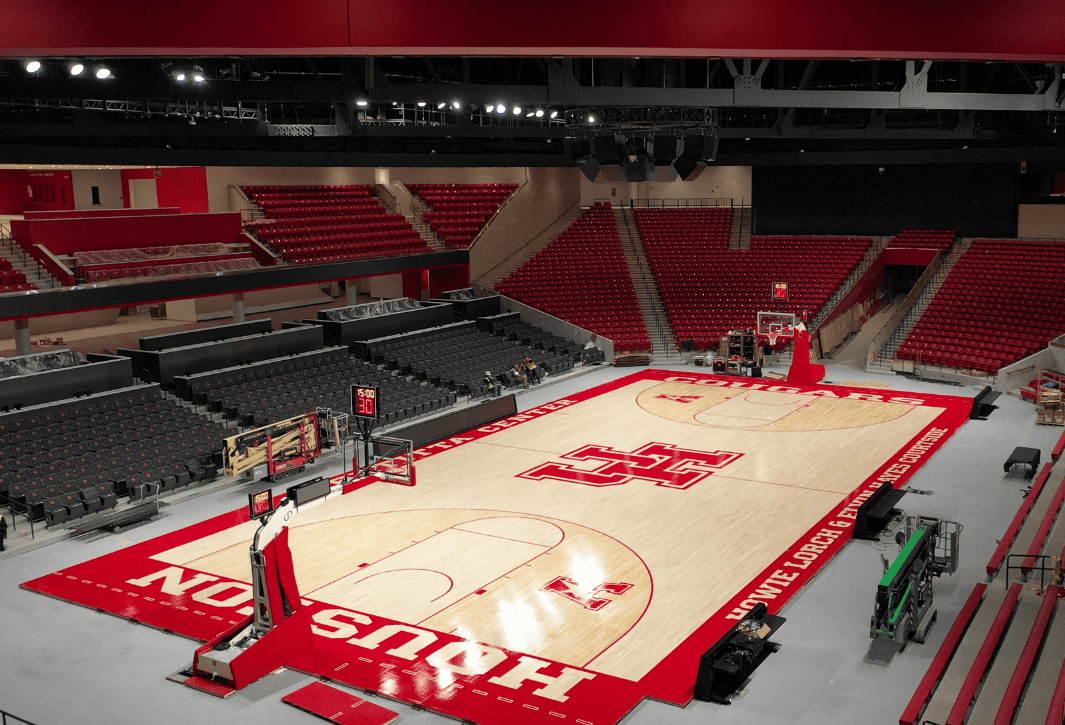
[{"xmin": 0, "ymin": 513, "xmax": 7, "ymax": 552}]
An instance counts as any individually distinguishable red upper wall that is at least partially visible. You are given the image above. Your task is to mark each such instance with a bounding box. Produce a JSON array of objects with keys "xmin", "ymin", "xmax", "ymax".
[
  {"xmin": 0, "ymin": 0, "xmax": 1064, "ymax": 61},
  {"xmin": 0, "ymin": 170, "xmax": 30, "ymax": 214},
  {"xmin": 10, "ymin": 213, "xmax": 243, "ymax": 255},
  {"xmin": 121, "ymin": 168, "xmax": 209, "ymax": 214},
  {"xmin": 25, "ymin": 208, "xmax": 181, "ymax": 220}
]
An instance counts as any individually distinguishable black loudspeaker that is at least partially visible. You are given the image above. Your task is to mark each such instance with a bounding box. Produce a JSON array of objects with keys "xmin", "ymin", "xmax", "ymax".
[
  {"xmin": 651, "ymin": 134, "xmax": 680, "ymax": 166},
  {"xmin": 749, "ymin": 366, "xmax": 762, "ymax": 378},
  {"xmin": 578, "ymin": 157, "xmax": 601, "ymax": 182},
  {"xmin": 566, "ymin": 138, "xmax": 593, "ymax": 162},
  {"xmin": 672, "ymin": 153, "xmax": 700, "ymax": 181},
  {"xmin": 682, "ymin": 338, "xmax": 695, "ymax": 352},
  {"xmin": 594, "ymin": 134, "xmax": 621, "ymax": 164},
  {"xmin": 621, "ymin": 155, "xmax": 655, "ymax": 182}
]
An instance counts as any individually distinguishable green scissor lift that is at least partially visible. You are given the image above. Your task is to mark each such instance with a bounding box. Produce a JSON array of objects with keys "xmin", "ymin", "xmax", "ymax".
[{"xmin": 870, "ymin": 515, "xmax": 961, "ymax": 648}]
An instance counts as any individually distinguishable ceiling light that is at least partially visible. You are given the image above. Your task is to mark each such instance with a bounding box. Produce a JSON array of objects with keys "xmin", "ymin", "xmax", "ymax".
[
  {"xmin": 587, "ymin": 114, "xmax": 595, "ymax": 123},
  {"xmin": 526, "ymin": 111, "xmax": 534, "ymax": 117},
  {"xmin": 193, "ymin": 73, "xmax": 205, "ymax": 83},
  {"xmin": 512, "ymin": 106, "xmax": 521, "ymax": 115},
  {"xmin": 25, "ymin": 60, "xmax": 41, "ymax": 73},
  {"xmin": 496, "ymin": 103, "xmax": 506, "ymax": 113},
  {"xmin": 535, "ymin": 109, "xmax": 544, "ymax": 118},
  {"xmin": 69, "ymin": 63, "xmax": 84, "ymax": 76},
  {"xmin": 95, "ymin": 66, "xmax": 111, "ymax": 79},
  {"xmin": 452, "ymin": 101, "xmax": 461, "ymax": 110},
  {"xmin": 437, "ymin": 102, "xmax": 446, "ymax": 109},
  {"xmin": 550, "ymin": 110, "xmax": 558, "ymax": 119},
  {"xmin": 356, "ymin": 100, "xmax": 368, "ymax": 107},
  {"xmin": 417, "ymin": 101, "xmax": 426, "ymax": 107}
]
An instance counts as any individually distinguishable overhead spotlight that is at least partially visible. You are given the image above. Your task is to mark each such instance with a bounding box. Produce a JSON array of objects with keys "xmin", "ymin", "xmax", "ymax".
[
  {"xmin": 512, "ymin": 106, "xmax": 521, "ymax": 115},
  {"xmin": 188, "ymin": 117, "xmax": 197, "ymax": 125},
  {"xmin": 437, "ymin": 102, "xmax": 446, "ymax": 109},
  {"xmin": 452, "ymin": 101, "xmax": 461, "ymax": 110},
  {"xmin": 95, "ymin": 66, "xmax": 111, "ymax": 79},
  {"xmin": 535, "ymin": 109, "xmax": 544, "ymax": 118},
  {"xmin": 417, "ymin": 101, "xmax": 426, "ymax": 107},
  {"xmin": 25, "ymin": 60, "xmax": 41, "ymax": 73},
  {"xmin": 193, "ymin": 73, "xmax": 205, "ymax": 83},
  {"xmin": 69, "ymin": 62, "xmax": 85, "ymax": 76},
  {"xmin": 550, "ymin": 110, "xmax": 558, "ymax": 119},
  {"xmin": 175, "ymin": 72, "xmax": 186, "ymax": 82},
  {"xmin": 495, "ymin": 103, "xmax": 506, "ymax": 113},
  {"xmin": 587, "ymin": 114, "xmax": 595, "ymax": 123},
  {"xmin": 356, "ymin": 100, "xmax": 368, "ymax": 107},
  {"xmin": 526, "ymin": 111, "xmax": 534, "ymax": 117}
]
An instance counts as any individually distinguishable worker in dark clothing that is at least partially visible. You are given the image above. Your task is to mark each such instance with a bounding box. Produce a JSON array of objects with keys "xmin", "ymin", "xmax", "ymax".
[{"xmin": 0, "ymin": 514, "xmax": 8, "ymax": 552}]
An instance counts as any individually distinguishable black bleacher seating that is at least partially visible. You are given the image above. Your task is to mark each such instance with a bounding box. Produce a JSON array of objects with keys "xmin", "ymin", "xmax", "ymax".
[
  {"xmin": 362, "ymin": 322, "xmax": 576, "ymax": 399},
  {"xmin": 0, "ymin": 386, "xmax": 225, "ymax": 524}
]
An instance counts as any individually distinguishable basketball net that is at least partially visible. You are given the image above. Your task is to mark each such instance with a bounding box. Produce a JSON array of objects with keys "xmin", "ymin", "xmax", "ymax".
[{"xmin": 767, "ymin": 332, "xmax": 778, "ymax": 347}]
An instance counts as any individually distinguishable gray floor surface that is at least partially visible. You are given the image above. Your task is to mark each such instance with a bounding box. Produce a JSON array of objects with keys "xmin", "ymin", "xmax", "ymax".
[{"xmin": 1, "ymin": 360, "xmax": 1062, "ymax": 725}]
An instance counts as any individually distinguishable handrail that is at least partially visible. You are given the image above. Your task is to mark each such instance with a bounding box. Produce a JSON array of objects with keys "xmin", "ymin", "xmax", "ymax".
[
  {"xmin": 31, "ymin": 243, "xmax": 75, "ymax": 286},
  {"xmin": 3, "ymin": 495, "xmax": 36, "ymax": 540},
  {"xmin": 630, "ymin": 197, "xmax": 733, "ymax": 209},
  {"xmin": 0, "ymin": 708, "xmax": 38, "ymax": 725},
  {"xmin": 475, "ymin": 199, "xmax": 582, "ymax": 287},
  {"xmin": 864, "ymin": 251, "xmax": 944, "ymax": 370}
]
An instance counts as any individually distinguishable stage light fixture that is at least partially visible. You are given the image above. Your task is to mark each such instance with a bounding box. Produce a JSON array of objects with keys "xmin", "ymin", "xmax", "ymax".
[
  {"xmin": 175, "ymin": 72, "xmax": 186, "ymax": 81},
  {"xmin": 437, "ymin": 102, "xmax": 446, "ymax": 109},
  {"xmin": 535, "ymin": 109, "xmax": 544, "ymax": 118},
  {"xmin": 417, "ymin": 101, "xmax": 426, "ymax": 107},
  {"xmin": 495, "ymin": 104, "xmax": 506, "ymax": 113},
  {"xmin": 588, "ymin": 114, "xmax": 595, "ymax": 123},
  {"xmin": 526, "ymin": 111, "xmax": 534, "ymax": 117},
  {"xmin": 550, "ymin": 110, "xmax": 558, "ymax": 119},
  {"xmin": 69, "ymin": 63, "xmax": 85, "ymax": 76},
  {"xmin": 452, "ymin": 101, "xmax": 461, "ymax": 110},
  {"xmin": 356, "ymin": 100, "xmax": 368, "ymax": 107},
  {"xmin": 512, "ymin": 106, "xmax": 521, "ymax": 115},
  {"xmin": 95, "ymin": 66, "xmax": 111, "ymax": 79},
  {"xmin": 25, "ymin": 60, "xmax": 41, "ymax": 73}
]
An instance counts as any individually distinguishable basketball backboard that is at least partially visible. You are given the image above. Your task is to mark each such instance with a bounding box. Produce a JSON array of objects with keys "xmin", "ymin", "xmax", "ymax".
[
  {"xmin": 756, "ymin": 312, "xmax": 796, "ymax": 339},
  {"xmin": 369, "ymin": 435, "xmax": 416, "ymax": 486}
]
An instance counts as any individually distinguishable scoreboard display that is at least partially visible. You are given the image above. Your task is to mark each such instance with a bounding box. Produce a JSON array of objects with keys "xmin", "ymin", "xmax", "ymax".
[
  {"xmin": 351, "ymin": 384, "xmax": 380, "ymax": 420},
  {"xmin": 248, "ymin": 489, "xmax": 275, "ymax": 520}
]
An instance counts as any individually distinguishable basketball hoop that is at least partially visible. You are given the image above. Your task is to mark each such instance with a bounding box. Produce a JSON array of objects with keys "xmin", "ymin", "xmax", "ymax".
[{"xmin": 767, "ymin": 332, "xmax": 779, "ymax": 348}]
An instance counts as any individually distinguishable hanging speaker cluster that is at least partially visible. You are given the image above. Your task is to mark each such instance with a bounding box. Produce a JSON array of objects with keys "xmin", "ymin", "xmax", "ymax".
[{"xmin": 566, "ymin": 133, "xmax": 718, "ymax": 182}]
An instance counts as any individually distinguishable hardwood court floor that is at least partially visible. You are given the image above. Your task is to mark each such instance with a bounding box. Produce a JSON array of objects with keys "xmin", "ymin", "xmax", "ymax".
[{"xmin": 150, "ymin": 372, "xmax": 967, "ymax": 685}]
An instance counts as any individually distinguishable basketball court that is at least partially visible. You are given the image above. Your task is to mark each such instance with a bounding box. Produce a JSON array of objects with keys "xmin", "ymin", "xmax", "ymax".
[{"xmin": 22, "ymin": 369, "xmax": 972, "ymax": 725}]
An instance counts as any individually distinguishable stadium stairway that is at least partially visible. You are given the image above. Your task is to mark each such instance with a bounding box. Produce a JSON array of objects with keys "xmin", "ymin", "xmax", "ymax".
[
  {"xmin": 729, "ymin": 205, "xmax": 753, "ymax": 250},
  {"xmin": 615, "ymin": 207, "xmax": 677, "ymax": 359},
  {"xmin": 397, "ymin": 184, "xmax": 448, "ymax": 252},
  {"xmin": 1, "ymin": 227, "xmax": 59, "ymax": 289},
  {"xmin": 868, "ymin": 238, "xmax": 971, "ymax": 373}
]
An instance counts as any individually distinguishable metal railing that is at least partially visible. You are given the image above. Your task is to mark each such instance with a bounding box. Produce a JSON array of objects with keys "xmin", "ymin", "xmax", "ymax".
[
  {"xmin": 0, "ymin": 709, "xmax": 37, "ymax": 725},
  {"xmin": 3, "ymin": 495, "xmax": 37, "ymax": 540},
  {"xmin": 630, "ymin": 197, "xmax": 734, "ymax": 209}
]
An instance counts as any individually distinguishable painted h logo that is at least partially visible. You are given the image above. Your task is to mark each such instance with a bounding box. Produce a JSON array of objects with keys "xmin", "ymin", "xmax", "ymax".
[
  {"xmin": 517, "ymin": 443, "xmax": 742, "ymax": 490},
  {"xmin": 540, "ymin": 577, "xmax": 633, "ymax": 611}
]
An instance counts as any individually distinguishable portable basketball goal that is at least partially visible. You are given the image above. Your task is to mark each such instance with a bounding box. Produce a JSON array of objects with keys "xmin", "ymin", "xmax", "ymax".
[{"xmin": 756, "ymin": 311, "xmax": 796, "ymax": 348}]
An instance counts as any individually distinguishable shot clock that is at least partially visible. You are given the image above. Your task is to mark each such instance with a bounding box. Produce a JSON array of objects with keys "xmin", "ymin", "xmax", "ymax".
[{"xmin": 351, "ymin": 384, "xmax": 380, "ymax": 420}]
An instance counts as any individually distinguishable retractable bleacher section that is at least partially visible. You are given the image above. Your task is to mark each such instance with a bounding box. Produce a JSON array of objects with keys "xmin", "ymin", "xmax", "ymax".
[
  {"xmin": 888, "ymin": 229, "xmax": 957, "ymax": 251},
  {"xmin": 74, "ymin": 243, "xmax": 259, "ymax": 283},
  {"xmin": 901, "ymin": 461, "xmax": 1065, "ymax": 725},
  {"xmin": 0, "ymin": 385, "xmax": 226, "ymax": 527},
  {"xmin": 496, "ymin": 203, "xmax": 651, "ymax": 353},
  {"xmin": 177, "ymin": 347, "xmax": 455, "ymax": 428},
  {"xmin": 634, "ymin": 206, "xmax": 868, "ymax": 349},
  {"xmin": 0, "ymin": 256, "xmax": 34, "ymax": 293},
  {"xmin": 407, "ymin": 183, "xmax": 518, "ymax": 249},
  {"xmin": 897, "ymin": 239, "xmax": 1065, "ymax": 374},
  {"xmin": 358, "ymin": 321, "xmax": 575, "ymax": 399},
  {"xmin": 242, "ymin": 185, "xmax": 433, "ymax": 263}
]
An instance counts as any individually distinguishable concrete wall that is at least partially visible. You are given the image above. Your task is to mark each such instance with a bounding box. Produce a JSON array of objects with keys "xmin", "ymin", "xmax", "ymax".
[
  {"xmin": 0, "ymin": 308, "xmax": 119, "ymax": 339},
  {"xmin": 391, "ymin": 167, "xmax": 526, "ymax": 186},
  {"xmin": 1017, "ymin": 204, "xmax": 1065, "ymax": 239},
  {"xmin": 579, "ymin": 166, "xmax": 752, "ymax": 206},
  {"xmin": 357, "ymin": 274, "xmax": 404, "ymax": 300},
  {"xmin": 469, "ymin": 166, "xmax": 581, "ymax": 281},
  {"xmin": 71, "ymin": 169, "xmax": 124, "ymax": 210}
]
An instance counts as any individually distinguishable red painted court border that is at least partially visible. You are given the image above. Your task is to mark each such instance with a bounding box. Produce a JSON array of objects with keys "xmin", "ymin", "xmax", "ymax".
[
  {"xmin": 283, "ymin": 681, "xmax": 399, "ymax": 725},
  {"xmin": 21, "ymin": 370, "xmax": 972, "ymax": 724}
]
